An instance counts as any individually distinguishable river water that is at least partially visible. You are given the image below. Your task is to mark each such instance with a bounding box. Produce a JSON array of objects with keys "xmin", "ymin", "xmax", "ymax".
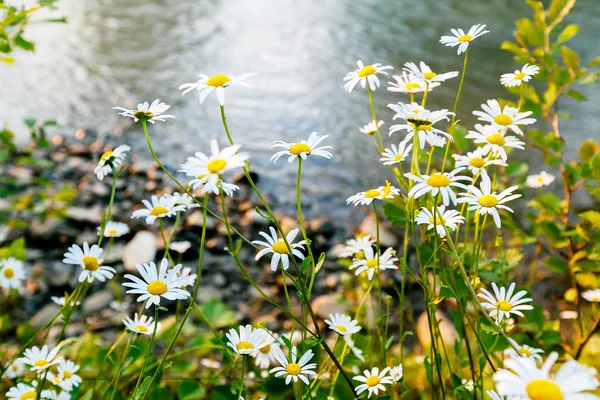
[{"xmin": 1, "ymin": 0, "xmax": 599, "ymax": 219}]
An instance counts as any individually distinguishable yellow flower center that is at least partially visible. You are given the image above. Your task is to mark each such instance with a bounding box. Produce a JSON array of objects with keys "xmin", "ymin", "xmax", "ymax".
[
  {"xmin": 358, "ymin": 65, "xmax": 376, "ymax": 78},
  {"xmin": 382, "ymin": 180, "xmax": 392, "ymax": 197},
  {"xmin": 364, "ymin": 189, "xmax": 381, "ymax": 198},
  {"xmin": 207, "ymin": 159, "xmax": 227, "ymax": 173},
  {"xmin": 147, "ymin": 280, "xmax": 167, "ymax": 295},
  {"xmin": 405, "ymin": 82, "xmax": 421, "ymax": 90},
  {"xmin": 21, "ymin": 391, "xmax": 37, "ymax": 400},
  {"xmin": 514, "ymin": 72, "xmax": 526, "ymax": 80},
  {"xmin": 423, "ymin": 71, "xmax": 437, "ymax": 80},
  {"xmin": 478, "ymin": 194, "xmax": 499, "ymax": 208},
  {"xmin": 271, "ymin": 241, "xmax": 289, "ymax": 254},
  {"xmin": 107, "ymin": 229, "xmax": 119, "ymax": 236},
  {"xmin": 236, "ymin": 341, "xmax": 254, "ymax": 351},
  {"xmin": 410, "ymin": 123, "xmax": 432, "ymax": 131},
  {"xmin": 496, "ymin": 300, "xmax": 513, "ymax": 311},
  {"xmin": 426, "ymin": 174, "xmax": 450, "ymax": 187},
  {"xmin": 335, "ymin": 325, "xmax": 348, "ymax": 333},
  {"xmin": 259, "ymin": 344, "xmax": 271, "ymax": 354},
  {"xmin": 150, "ymin": 206, "xmax": 168, "ymax": 216},
  {"xmin": 457, "ymin": 34, "xmax": 472, "ymax": 42},
  {"xmin": 63, "ymin": 371, "xmax": 72, "ymax": 379},
  {"xmin": 3, "ymin": 268, "xmax": 14, "ymax": 278},
  {"xmin": 354, "ymin": 250, "xmax": 365, "ymax": 260},
  {"xmin": 51, "ymin": 376, "xmax": 61, "ymax": 384},
  {"xmin": 366, "ymin": 375, "xmax": 381, "ymax": 387},
  {"xmin": 135, "ymin": 325, "xmax": 148, "ymax": 333},
  {"xmin": 82, "ymin": 256, "xmax": 99, "ymax": 271},
  {"xmin": 34, "ymin": 359, "xmax": 49, "ymax": 368},
  {"xmin": 526, "ymin": 380, "xmax": 563, "ymax": 400},
  {"xmin": 487, "ymin": 134, "xmax": 506, "ymax": 146},
  {"xmin": 468, "ymin": 157, "xmax": 485, "ymax": 168},
  {"xmin": 494, "ymin": 114, "xmax": 513, "ymax": 126},
  {"xmin": 520, "ymin": 348, "xmax": 532, "ymax": 357},
  {"xmin": 393, "ymin": 155, "xmax": 404, "ymax": 162},
  {"xmin": 289, "ymin": 143, "xmax": 312, "ymax": 155},
  {"xmin": 286, "ymin": 363, "xmax": 302, "ymax": 375},
  {"xmin": 100, "ymin": 151, "xmax": 114, "ymax": 161},
  {"xmin": 365, "ymin": 259, "xmax": 378, "ymax": 269},
  {"xmin": 206, "ymin": 74, "xmax": 230, "ymax": 87},
  {"xmin": 428, "ymin": 215, "xmax": 446, "ymax": 225}
]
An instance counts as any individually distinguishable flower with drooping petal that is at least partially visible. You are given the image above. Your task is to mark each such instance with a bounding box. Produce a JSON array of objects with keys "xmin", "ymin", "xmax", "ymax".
[
  {"xmin": 325, "ymin": 313, "xmax": 361, "ymax": 336},
  {"xmin": 388, "ymin": 71, "xmax": 439, "ymax": 94},
  {"xmin": 501, "ymin": 64, "xmax": 540, "ymax": 87},
  {"xmin": 51, "ymin": 296, "xmax": 80, "ymax": 307},
  {"xmin": 504, "ymin": 338, "xmax": 544, "ymax": 362},
  {"xmin": 466, "ymin": 124, "xmax": 525, "ymax": 161},
  {"xmin": 440, "ymin": 24, "xmax": 489, "ymax": 55},
  {"xmin": 252, "ymin": 227, "xmax": 306, "ymax": 271},
  {"xmin": 405, "ymin": 168, "xmax": 472, "ymax": 206},
  {"xmin": 349, "ymin": 247, "xmax": 398, "ymax": 281},
  {"xmin": 403, "ymin": 61, "xmax": 459, "ymax": 84},
  {"xmin": 478, "ymin": 282, "xmax": 533, "ymax": 324},
  {"xmin": 526, "ymin": 171, "xmax": 555, "ymax": 188},
  {"xmin": 176, "ymin": 266, "xmax": 197, "ymax": 287},
  {"xmin": 253, "ymin": 330, "xmax": 281, "ymax": 369},
  {"xmin": 353, "ymin": 367, "xmax": 394, "ymax": 398},
  {"xmin": 415, "ymin": 205, "xmax": 464, "ymax": 237},
  {"xmin": 113, "ymin": 99, "xmax": 174, "ymax": 124},
  {"xmin": 123, "ymin": 313, "xmax": 161, "ymax": 335},
  {"xmin": 172, "ymin": 192, "xmax": 200, "ymax": 210},
  {"xmin": 359, "ymin": 120, "xmax": 384, "ymax": 136},
  {"xmin": 98, "ymin": 221, "xmax": 130, "ymax": 238},
  {"xmin": 453, "ymin": 148, "xmax": 507, "ymax": 175},
  {"xmin": 473, "ymin": 99, "xmax": 536, "ymax": 135},
  {"xmin": 18, "ymin": 345, "xmax": 63, "ymax": 372},
  {"xmin": 486, "ymin": 390, "xmax": 510, "ymax": 400},
  {"xmin": 347, "ymin": 181, "xmax": 400, "ymax": 206},
  {"xmin": 270, "ymin": 346, "xmax": 317, "ymax": 385},
  {"xmin": 226, "ymin": 324, "xmax": 269, "ymax": 356},
  {"xmin": 582, "ymin": 289, "xmax": 600, "ymax": 302},
  {"xmin": 179, "ymin": 72, "xmax": 256, "ymax": 105},
  {"xmin": 388, "ymin": 102, "xmax": 454, "ymax": 148},
  {"xmin": 271, "ymin": 132, "xmax": 333, "ymax": 163},
  {"xmin": 343, "ymin": 335, "xmax": 365, "ymax": 362},
  {"xmin": 0, "ymin": 257, "xmax": 25, "ymax": 289},
  {"xmin": 94, "ymin": 144, "xmax": 131, "ymax": 181},
  {"xmin": 344, "ymin": 60, "xmax": 393, "ymax": 93},
  {"xmin": 340, "ymin": 235, "xmax": 375, "ymax": 258},
  {"xmin": 63, "ymin": 242, "xmax": 115, "ymax": 283},
  {"xmin": 131, "ymin": 194, "xmax": 186, "ymax": 225},
  {"xmin": 390, "ymin": 365, "xmax": 403, "ymax": 382},
  {"xmin": 380, "ymin": 139, "xmax": 412, "ymax": 165}
]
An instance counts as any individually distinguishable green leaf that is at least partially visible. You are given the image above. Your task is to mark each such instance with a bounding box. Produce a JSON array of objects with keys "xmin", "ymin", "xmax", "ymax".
[
  {"xmin": 580, "ymin": 211, "xmax": 600, "ymax": 230},
  {"xmin": 133, "ymin": 377, "xmax": 152, "ymax": 400},
  {"xmin": 177, "ymin": 381, "xmax": 205, "ymax": 400},
  {"xmin": 548, "ymin": 0, "xmax": 576, "ymax": 26},
  {"xmin": 382, "ymin": 203, "xmax": 406, "ymax": 225},
  {"xmin": 516, "ymin": 18, "xmax": 544, "ymax": 46},
  {"xmin": 196, "ymin": 299, "xmax": 237, "ymax": 328},
  {"xmin": 579, "ymin": 140, "xmax": 600, "ymax": 163},
  {"xmin": 561, "ymin": 46, "xmax": 580, "ymax": 72},
  {"xmin": 13, "ymin": 34, "xmax": 35, "ymax": 51},
  {"xmin": 501, "ymin": 41, "xmax": 524, "ymax": 55},
  {"xmin": 544, "ymin": 256, "xmax": 569, "ymax": 273},
  {"xmin": 566, "ymin": 89, "xmax": 587, "ymax": 102},
  {"xmin": 556, "ymin": 24, "xmax": 579, "ymax": 44}
]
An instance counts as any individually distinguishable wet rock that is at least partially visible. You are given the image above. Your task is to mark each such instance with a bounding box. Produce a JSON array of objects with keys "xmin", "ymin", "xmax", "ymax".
[
  {"xmin": 104, "ymin": 243, "xmax": 125, "ymax": 264},
  {"xmin": 311, "ymin": 294, "xmax": 352, "ymax": 319},
  {"xmin": 359, "ymin": 214, "xmax": 398, "ymax": 248},
  {"xmin": 67, "ymin": 206, "xmax": 103, "ymax": 224},
  {"xmin": 212, "ymin": 273, "xmax": 227, "ymax": 287},
  {"xmin": 82, "ymin": 290, "xmax": 113, "ymax": 315},
  {"xmin": 186, "ymin": 211, "xmax": 217, "ymax": 230},
  {"xmin": 91, "ymin": 182, "xmax": 110, "ymax": 197},
  {"xmin": 310, "ymin": 217, "xmax": 335, "ymax": 237},
  {"xmin": 196, "ymin": 286, "xmax": 224, "ymax": 302},
  {"xmin": 416, "ymin": 310, "xmax": 458, "ymax": 348},
  {"xmin": 31, "ymin": 304, "xmax": 61, "ymax": 329},
  {"xmin": 240, "ymin": 209, "xmax": 270, "ymax": 227},
  {"xmin": 45, "ymin": 262, "xmax": 72, "ymax": 287},
  {"xmin": 233, "ymin": 170, "xmax": 259, "ymax": 185},
  {"xmin": 205, "ymin": 237, "xmax": 228, "ymax": 254},
  {"xmin": 30, "ymin": 218, "xmax": 62, "ymax": 240},
  {"xmin": 123, "ymin": 231, "xmax": 157, "ymax": 272}
]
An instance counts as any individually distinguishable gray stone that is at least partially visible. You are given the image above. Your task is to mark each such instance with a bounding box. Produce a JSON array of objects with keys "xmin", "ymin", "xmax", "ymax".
[
  {"xmin": 186, "ymin": 211, "xmax": 216, "ymax": 229},
  {"xmin": 67, "ymin": 206, "xmax": 103, "ymax": 224},
  {"xmin": 104, "ymin": 243, "xmax": 125, "ymax": 264},
  {"xmin": 196, "ymin": 286, "xmax": 224, "ymax": 302},
  {"xmin": 82, "ymin": 290, "xmax": 113, "ymax": 314},
  {"xmin": 123, "ymin": 231, "xmax": 157, "ymax": 272},
  {"xmin": 311, "ymin": 294, "xmax": 352, "ymax": 319},
  {"xmin": 30, "ymin": 304, "xmax": 60, "ymax": 329}
]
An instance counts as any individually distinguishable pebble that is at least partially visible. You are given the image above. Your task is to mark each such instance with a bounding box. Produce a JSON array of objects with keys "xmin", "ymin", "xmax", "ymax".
[
  {"xmin": 359, "ymin": 213, "xmax": 399, "ymax": 247},
  {"xmin": 122, "ymin": 231, "xmax": 157, "ymax": 272}
]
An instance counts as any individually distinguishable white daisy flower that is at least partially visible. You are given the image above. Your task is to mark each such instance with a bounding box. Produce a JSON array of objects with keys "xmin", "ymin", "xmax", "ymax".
[
  {"xmin": 466, "ymin": 124, "xmax": 525, "ymax": 161},
  {"xmin": 176, "ymin": 266, "xmax": 197, "ymax": 287},
  {"xmin": 458, "ymin": 173, "xmax": 521, "ymax": 228},
  {"xmin": 353, "ymin": 367, "xmax": 394, "ymax": 398},
  {"xmin": 113, "ymin": 99, "xmax": 174, "ymax": 124},
  {"xmin": 582, "ymin": 289, "xmax": 600, "ymax": 302},
  {"xmin": 50, "ymin": 296, "xmax": 81, "ymax": 307},
  {"xmin": 18, "ymin": 345, "xmax": 63, "ymax": 372},
  {"xmin": 343, "ymin": 335, "xmax": 365, "ymax": 362},
  {"xmin": 405, "ymin": 168, "xmax": 472, "ymax": 206},
  {"xmin": 253, "ymin": 330, "xmax": 281, "ymax": 369},
  {"xmin": 390, "ymin": 365, "xmax": 403, "ymax": 382},
  {"xmin": 94, "ymin": 144, "xmax": 131, "ymax": 181},
  {"xmin": 123, "ymin": 259, "xmax": 191, "ymax": 309},
  {"xmin": 226, "ymin": 324, "xmax": 269, "ymax": 356},
  {"xmin": 40, "ymin": 389, "xmax": 71, "ymax": 400},
  {"xmin": 453, "ymin": 148, "xmax": 507, "ymax": 175},
  {"xmin": 3, "ymin": 361, "xmax": 24, "ymax": 379},
  {"xmin": 504, "ymin": 339, "xmax": 544, "ymax": 362},
  {"xmin": 343, "ymin": 60, "xmax": 393, "ymax": 93},
  {"xmin": 325, "ymin": 313, "xmax": 361, "ymax": 336},
  {"xmin": 179, "ymin": 72, "xmax": 256, "ymax": 105},
  {"xmin": 98, "ymin": 221, "xmax": 130, "ymax": 238},
  {"xmin": 109, "ymin": 300, "xmax": 130, "ymax": 312},
  {"xmin": 403, "ymin": 61, "xmax": 459, "ymax": 84},
  {"xmin": 270, "ymin": 346, "xmax": 317, "ymax": 385},
  {"xmin": 493, "ymin": 352, "xmax": 600, "ymax": 399},
  {"xmin": 486, "ymin": 390, "xmax": 509, "ymax": 400},
  {"xmin": 526, "ymin": 171, "xmax": 555, "ymax": 188},
  {"xmin": 201, "ymin": 358, "xmax": 222, "ymax": 369},
  {"xmin": 478, "ymin": 282, "xmax": 534, "ymax": 324},
  {"xmin": 271, "ymin": 132, "xmax": 333, "ymax": 163},
  {"xmin": 440, "ymin": 24, "xmax": 489, "ymax": 55},
  {"xmin": 252, "ymin": 227, "xmax": 306, "ymax": 271},
  {"xmin": 388, "ymin": 71, "xmax": 439, "ymax": 94},
  {"xmin": 0, "ymin": 257, "xmax": 25, "ymax": 289},
  {"xmin": 346, "ymin": 181, "xmax": 400, "ymax": 206},
  {"xmin": 415, "ymin": 205, "xmax": 464, "ymax": 237},
  {"xmin": 380, "ymin": 139, "xmax": 412, "ymax": 165},
  {"xmin": 172, "ymin": 192, "xmax": 200, "ymax": 210},
  {"xmin": 63, "ymin": 242, "xmax": 115, "ymax": 283},
  {"xmin": 426, "ymin": 134, "xmax": 448, "ymax": 148},
  {"xmin": 51, "ymin": 359, "xmax": 81, "ymax": 391},
  {"xmin": 473, "ymin": 99, "xmax": 536, "ymax": 136},
  {"xmin": 359, "ymin": 120, "xmax": 384, "ymax": 136},
  {"xmin": 349, "ymin": 247, "xmax": 398, "ymax": 281},
  {"xmin": 6, "ymin": 382, "xmax": 38, "ymax": 400},
  {"xmin": 170, "ymin": 241, "xmax": 192, "ymax": 254},
  {"xmin": 131, "ymin": 194, "xmax": 186, "ymax": 225},
  {"xmin": 500, "ymin": 64, "xmax": 540, "ymax": 87},
  {"xmin": 340, "ymin": 236, "xmax": 375, "ymax": 258},
  {"xmin": 123, "ymin": 312, "xmax": 161, "ymax": 335},
  {"xmin": 388, "ymin": 102, "xmax": 454, "ymax": 148}
]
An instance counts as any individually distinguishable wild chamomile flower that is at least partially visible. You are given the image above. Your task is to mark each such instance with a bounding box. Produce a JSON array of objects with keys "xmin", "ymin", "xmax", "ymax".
[
  {"xmin": 170, "ymin": 240, "xmax": 192, "ymax": 254},
  {"xmin": 390, "ymin": 365, "xmax": 403, "ymax": 382},
  {"xmin": 253, "ymin": 330, "xmax": 281, "ymax": 369},
  {"xmin": 582, "ymin": 289, "xmax": 600, "ymax": 302},
  {"xmin": 176, "ymin": 266, "xmax": 197, "ymax": 287},
  {"xmin": 440, "ymin": 24, "xmax": 489, "ymax": 55},
  {"xmin": 325, "ymin": 313, "xmax": 362, "ymax": 336},
  {"xmin": 94, "ymin": 144, "xmax": 130, "ymax": 181},
  {"xmin": 486, "ymin": 390, "xmax": 510, "ymax": 400},
  {"xmin": 426, "ymin": 134, "xmax": 448, "ymax": 148},
  {"xmin": 505, "ymin": 338, "xmax": 544, "ymax": 362},
  {"xmin": 123, "ymin": 313, "xmax": 161, "ymax": 335},
  {"xmin": 493, "ymin": 352, "xmax": 600, "ymax": 400},
  {"xmin": 405, "ymin": 168, "xmax": 472, "ymax": 206},
  {"xmin": 458, "ymin": 174, "xmax": 521, "ymax": 228},
  {"xmin": 123, "ymin": 259, "xmax": 191, "ymax": 309},
  {"xmin": 478, "ymin": 282, "xmax": 533, "ymax": 324},
  {"xmin": 501, "ymin": 64, "xmax": 540, "ymax": 87},
  {"xmin": 353, "ymin": 367, "xmax": 394, "ymax": 398},
  {"xmin": 50, "ymin": 359, "xmax": 81, "ymax": 391},
  {"xmin": 201, "ymin": 358, "xmax": 222, "ymax": 369},
  {"xmin": 18, "ymin": 345, "xmax": 63, "ymax": 372},
  {"xmin": 388, "ymin": 102, "xmax": 454, "ymax": 148},
  {"xmin": 98, "ymin": 221, "xmax": 130, "ymax": 238},
  {"xmin": 270, "ymin": 346, "xmax": 317, "ymax": 385},
  {"xmin": 526, "ymin": 171, "xmax": 555, "ymax": 188},
  {"xmin": 340, "ymin": 235, "xmax": 375, "ymax": 258},
  {"xmin": 403, "ymin": 61, "xmax": 459, "ymax": 84},
  {"xmin": 271, "ymin": 132, "xmax": 333, "ymax": 163},
  {"xmin": 131, "ymin": 194, "xmax": 186, "ymax": 225},
  {"xmin": 40, "ymin": 389, "xmax": 71, "ymax": 400},
  {"xmin": 349, "ymin": 247, "xmax": 398, "ymax": 281},
  {"xmin": 415, "ymin": 205, "xmax": 464, "ymax": 237},
  {"xmin": 179, "ymin": 72, "xmax": 256, "ymax": 105},
  {"xmin": 344, "ymin": 60, "xmax": 393, "ymax": 93},
  {"xmin": 6, "ymin": 382, "xmax": 38, "ymax": 400},
  {"xmin": 252, "ymin": 227, "xmax": 306, "ymax": 271},
  {"xmin": 343, "ymin": 335, "xmax": 365, "ymax": 362},
  {"xmin": 172, "ymin": 192, "xmax": 200, "ymax": 210},
  {"xmin": 3, "ymin": 361, "xmax": 24, "ymax": 379},
  {"xmin": 113, "ymin": 99, "xmax": 174, "ymax": 124},
  {"xmin": 473, "ymin": 99, "xmax": 536, "ymax": 135},
  {"xmin": 453, "ymin": 148, "xmax": 507, "ymax": 175},
  {"xmin": 346, "ymin": 181, "xmax": 400, "ymax": 206},
  {"xmin": 50, "ymin": 296, "xmax": 80, "ymax": 307},
  {"xmin": 226, "ymin": 324, "xmax": 269, "ymax": 356},
  {"xmin": 63, "ymin": 242, "xmax": 115, "ymax": 283},
  {"xmin": 359, "ymin": 120, "xmax": 384, "ymax": 136},
  {"xmin": 380, "ymin": 139, "xmax": 412, "ymax": 165},
  {"xmin": 388, "ymin": 71, "xmax": 439, "ymax": 94},
  {"xmin": 466, "ymin": 124, "xmax": 525, "ymax": 161},
  {"xmin": 0, "ymin": 257, "xmax": 25, "ymax": 289}
]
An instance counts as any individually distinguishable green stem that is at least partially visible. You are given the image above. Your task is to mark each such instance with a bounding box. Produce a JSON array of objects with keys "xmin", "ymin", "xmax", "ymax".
[
  {"xmin": 133, "ymin": 305, "xmax": 159, "ymax": 396},
  {"xmin": 368, "ymin": 87, "xmax": 384, "ymax": 151},
  {"xmin": 237, "ymin": 356, "xmax": 246, "ymax": 400},
  {"xmin": 372, "ymin": 200, "xmax": 385, "ymax": 362},
  {"xmin": 159, "ymin": 219, "xmax": 174, "ymax": 265},
  {"xmin": 106, "ymin": 333, "xmax": 136, "ymax": 400},
  {"xmin": 98, "ymin": 167, "xmax": 119, "ymax": 247}
]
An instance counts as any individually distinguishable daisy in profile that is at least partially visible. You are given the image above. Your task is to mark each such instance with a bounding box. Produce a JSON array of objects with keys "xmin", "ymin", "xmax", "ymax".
[
  {"xmin": 226, "ymin": 324, "xmax": 269, "ymax": 356},
  {"xmin": 0, "ymin": 257, "xmax": 25, "ymax": 289},
  {"xmin": 343, "ymin": 335, "xmax": 365, "ymax": 362},
  {"xmin": 349, "ymin": 247, "xmax": 398, "ymax": 281},
  {"xmin": 94, "ymin": 144, "xmax": 131, "ymax": 181},
  {"xmin": 347, "ymin": 181, "xmax": 400, "ymax": 206},
  {"xmin": 270, "ymin": 346, "xmax": 317, "ymax": 385},
  {"xmin": 50, "ymin": 296, "xmax": 80, "ymax": 307},
  {"xmin": 526, "ymin": 171, "xmax": 555, "ymax": 188},
  {"xmin": 493, "ymin": 352, "xmax": 600, "ymax": 399},
  {"xmin": 500, "ymin": 64, "xmax": 540, "ymax": 87},
  {"xmin": 172, "ymin": 192, "xmax": 200, "ymax": 210},
  {"xmin": 415, "ymin": 205, "xmax": 464, "ymax": 237},
  {"xmin": 466, "ymin": 124, "xmax": 525, "ymax": 161},
  {"xmin": 253, "ymin": 330, "xmax": 281, "ymax": 369},
  {"xmin": 453, "ymin": 148, "xmax": 507, "ymax": 175},
  {"xmin": 201, "ymin": 358, "xmax": 222, "ymax": 369},
  {"xmin": 458, "ymin": 173, "xmax": 521, "ymax": 228},
  {"xmin": 426, "ymin": 134, "xmax": 448, "ymax": 148},
  {"xmin": 405, "ymin": 168, "xmax": 472, "ymax": 206},
  {"xmin": 113, "ymin": 99, "xmax": 174, "ymax": 124},
  {"xmin": 176, "ymin": 266, "xmax": 197, "ymax": 287},
  {"xmin": 270, "ymin": 132, "xmax": 333, "ymax": 163},
  {"xmin": 582, "ymin": 289, "xmax": 600, "ymax": 302},
  {"xmin": 325, "ymin": 313, "xmax": 361, "ymax": 336},
  {"xmin": 473, "ymin": 99, "xmax": 536, "ymax": 135},
  {"xmin": 440, "ymin": 24, "xmax": 489, "ymax": 54},
  {"xmin": 123, "ymin": 313, "xmax": 161, "ymax": 335},
  {"xmin": 131, "ymin": 194, "xmax": 186, "ymax": 225},
  {"xmin": 504, "ymin": 338, "xmax": 544, "ymax": 362},
  {"xmin": 403, "ymin": 61, "xmax": 459, "ymax": 84},
  {"xmin": 388, "ymin": 102, "xmax": 454, "ymax": 148},
  {"xmin": 344, "ymin": 60, "xmax": 393, "ymax": 93},
  {"xmin": 18, "ymin": 345, "xmax": 63, "ymax": 372},
  {"xmin": 478, "ymin": 282, "xmax": 533, "ymax": 324},
  {"xmin": 340, "ymin": 235, "xmax": 375, "ymax": 258},
  {"xmin": 252, "ymin": 227, "xmax": 306, "ymax": 271},
  {"xmin": 6, "ymin": 382, "xmax": 38, "ymax": 400},
  {"xmin": 388, "ymin": 71, "xmax": 439, "ymax": 94},
  {"xmin": 98, "ymin": 221, "xmax": 130, "ymax": 238},
  {"xmin": 359, "ymin": 120, "xmax": 384, "ymax": 136},
  {"xmin": 380, "ymin": 139, "xmax": 412, "ymax": 165},
  {"xmin": 40, "ymin": 389, "xmax": 71, "ymax": 400},
  {"xmin": 353, "ymin": 367, "xmax": 394, "ymax": 398},
  {"xmin": 63, "ymin": 242, "xmax": 115, "ymax": 283},
  {"xmin": 179, "ymin": 72, "xmax": 256, "ymax": 105},
  {"xmin": 486, "ymin": 390, "xmax": 508, "ymax": 400},
  {"xmin": 389, "ymin": 365, "xmax": 403, "ymax": 382},
  {"xmin": 3, "ymin": 361, "xmax": 24, "ymax": 379},
  {"xmin": 123, "ymin": 259, "xmax": 190, "ymax": 309}
]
